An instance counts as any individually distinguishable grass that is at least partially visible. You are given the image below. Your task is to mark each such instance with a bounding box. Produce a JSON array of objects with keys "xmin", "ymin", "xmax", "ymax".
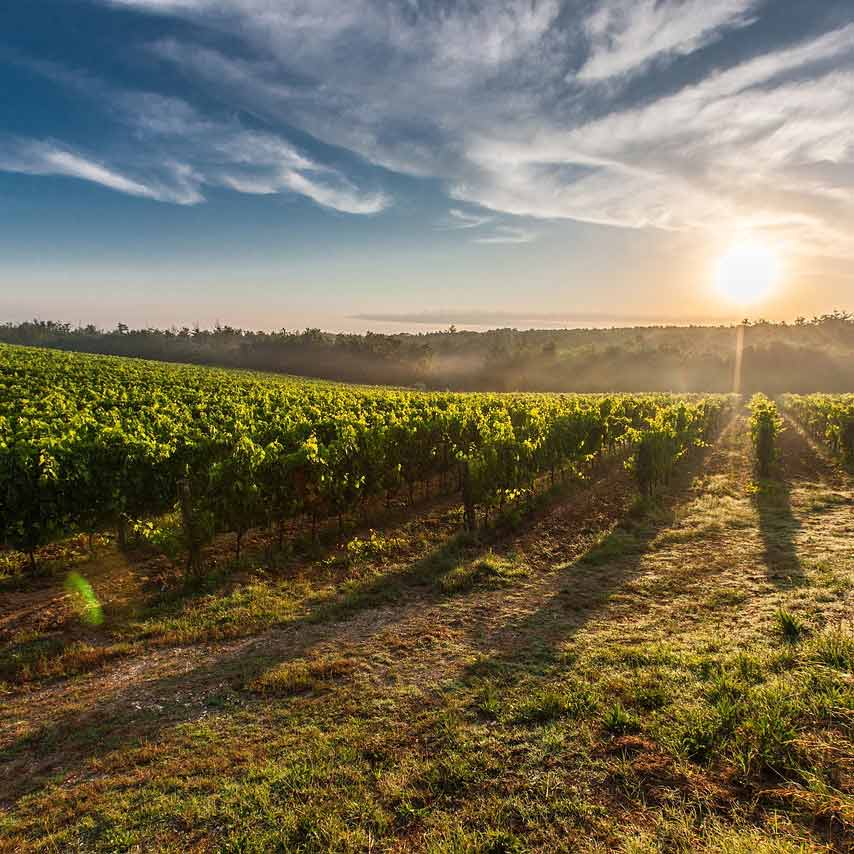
[
  {"xmin": 775, "ymin": 608, "xmax": 808, "ymax": 642},
  {"xmin": 132, "ymin": 578, "xmax": 310, "ymax": 644},
  {"xmin": 0, "ymin": 509, "xmax": 463, "ymax": 687},
  {"xmin": 512, "ymin": 682, "xmax": 599, "ymax": 724},
  {"xmin": 0, "ymin": 633, "xmax": 135, "ymax": 685},
  {"xmin": 0, "ymin": 577, "xmax": 312, "ymax": 686},
  {"xmin": 602, "ymin": 703, "xmax": 641, "ymax": 735},
  {"xmin": 438, "ymin": 552, "xmax": 530, "ymax": 594},
  {"xmin": 249, "ymin": 656, "xmax": 356, "ymax": 695},
  {"xmin": 0, "ymin": 534, "xmax": 113, "ymax": 589},
  {"xmin": 811, "ymin": 627, "xmax": 854, "ymax": 670},
  {"xmin": 1, "ymin": 412, "xmax": 852, "ymax": 852}
]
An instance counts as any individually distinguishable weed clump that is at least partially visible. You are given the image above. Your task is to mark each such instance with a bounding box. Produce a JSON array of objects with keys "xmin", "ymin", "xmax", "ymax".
[
  {"xmin": 514, "ymin": 683, "xmax": 598, "ymax": 724},
  {"xmin": 439, "ymin": 552, "xmax": 528, "ymax": 594},
  {"xmin": 774, "ymin": 609, "xmax": 807, "ymax": 643},
  {"xmin": 805, "ymin": 625, "xmax": 853, "ymax": 669},
  {"xmin": 603, "ymin": 702, "xmax": 641, "ymax": 735}
]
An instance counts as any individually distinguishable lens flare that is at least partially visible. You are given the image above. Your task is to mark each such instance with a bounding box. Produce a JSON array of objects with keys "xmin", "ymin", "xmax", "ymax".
[{"xmin": 64, "ymin": 571, "xmax": 104, "ymax": 626}]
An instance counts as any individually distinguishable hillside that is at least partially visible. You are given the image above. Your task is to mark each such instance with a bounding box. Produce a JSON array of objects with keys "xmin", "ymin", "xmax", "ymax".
[
  {"xmin": 1, "ymin": 410, "xmax": 852, "ymax": 852},
  {"xmin": 3, "ymin": 313, "xmax": 854, "ymax": 393}
]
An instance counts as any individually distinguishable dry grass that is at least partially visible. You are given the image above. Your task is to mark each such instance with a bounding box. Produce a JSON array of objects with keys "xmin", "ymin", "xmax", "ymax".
[{"xmin": 249, "ymin": 656, "xmax": 356, "ymax": 695}]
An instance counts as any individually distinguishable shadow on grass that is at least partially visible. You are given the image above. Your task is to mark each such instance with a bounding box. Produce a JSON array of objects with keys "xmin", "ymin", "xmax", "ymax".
[
  {"xmin": 754, "ymin": 478, "xmax": 802, "ymax": 586},
  {"xmin": 748, "ymin": 413, "xmax": 844, "ymax": 587},
  {"xmin": 311, "ymin": 529, "xmax": 478, "ymax": 620},
  {"xmin": 459, "ymin": 434, "xmax": 721, "ymax": 675},
  {"xmin": 0, "ymin": 516, "xmax": 523, "ymax": 797},
  {"xmin": 0, "ymin": 474, "xmax": 466, "ymax": 636},
  {"xmin": 0, "ymin": 428, "xmax": 724, "ymax": 806},
  {"xmin": 0, "ymin": 477, "xmax": 612, "ymax": 802},
  {"xmin": 310, "ymin": 477, "xmax": 584, "ymax": 623}
]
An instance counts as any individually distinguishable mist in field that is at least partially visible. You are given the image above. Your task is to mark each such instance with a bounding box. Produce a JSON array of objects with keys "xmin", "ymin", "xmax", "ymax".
[{"xmin": 3, "ymin": 313, "xmax": 854, "ymax": 394}]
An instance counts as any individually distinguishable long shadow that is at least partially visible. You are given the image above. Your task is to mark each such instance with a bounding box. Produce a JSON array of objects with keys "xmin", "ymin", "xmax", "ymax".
[
  {"xmin": 0, "ymin": 428, "xmax": 724, "ymax": 807},
  {"xmin": 751, "ymin": 415, "xmax": 828, "ymax": 588},
  {"xmin": 0, "ymin": 518, "xmax": 520, "ymax": 799},
  {"xmin": 0, "ymin": 467, "xmax": 625, "ymax": 803},
  {"xmin": 302, "ymin": 450, "xmax": 640, "ymax": 624},
  {"xmin": 458, "ymin": 428, "xmax": 724, "ymax": 675},
  {"xmin": 0, "ymin": 484, "xmax": 469, "ymax": 683},
  {"xmin": 754, "ymin": 477, "xmax": 802, "ymax": 587},
  {"xmin": 1, "ymin": 470, "xmax": 466, "ymax": 639}
]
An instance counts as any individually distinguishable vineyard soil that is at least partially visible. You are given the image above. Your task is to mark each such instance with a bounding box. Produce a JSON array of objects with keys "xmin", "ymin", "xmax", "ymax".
[{"xmin": 1, "ymin": 412, "xmax": 852, "ymax": 852}]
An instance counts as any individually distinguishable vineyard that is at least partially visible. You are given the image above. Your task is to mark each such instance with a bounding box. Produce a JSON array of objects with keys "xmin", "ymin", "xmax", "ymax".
[
  {"xmin": 748, "ymin": 394, "xmax": 784, "ymax": 477},
  {"xmin": 0, "ymin": 344, "xmax": 728, "ymax": 572},
  {"xmin": 782, "ymin": 393, "xmax": 854, "ymax": 467},
  {"xmin": 1, "ymin": 346, "xmax": 852, "ymax": 853}
]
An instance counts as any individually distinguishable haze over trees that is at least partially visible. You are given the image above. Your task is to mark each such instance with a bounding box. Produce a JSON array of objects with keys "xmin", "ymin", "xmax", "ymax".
[{"xmin": 2, "ymin": 312, "xmax": 854, "ymax": 394}]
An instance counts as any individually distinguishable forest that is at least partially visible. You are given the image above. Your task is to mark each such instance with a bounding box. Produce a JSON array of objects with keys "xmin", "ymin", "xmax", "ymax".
[{"xmin": 3, "ymin": 312, "xmax": 854, "ymax": 392}]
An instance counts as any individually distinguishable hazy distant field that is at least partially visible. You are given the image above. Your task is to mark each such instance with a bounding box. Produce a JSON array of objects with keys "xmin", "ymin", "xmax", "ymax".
[{"xmin": 4, "ymin": 313, "xmax": 854, "ymax": 394}]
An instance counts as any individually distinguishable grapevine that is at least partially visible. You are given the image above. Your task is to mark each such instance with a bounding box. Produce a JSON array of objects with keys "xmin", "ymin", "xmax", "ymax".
[{"xmin": 0, "ymin": 344, "xmax": 731, "ymax": 569}]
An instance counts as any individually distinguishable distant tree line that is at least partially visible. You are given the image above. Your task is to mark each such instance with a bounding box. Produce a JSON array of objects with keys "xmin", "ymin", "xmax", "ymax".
[{"xmin": 2, "ymin": 311, "xmax": 854, "ymax": 393}]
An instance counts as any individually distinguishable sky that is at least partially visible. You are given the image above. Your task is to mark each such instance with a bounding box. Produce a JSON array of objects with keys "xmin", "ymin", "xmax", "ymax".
[{"xmin": 1, "ymin": 0, "xmax": 853, "ymax": 332}]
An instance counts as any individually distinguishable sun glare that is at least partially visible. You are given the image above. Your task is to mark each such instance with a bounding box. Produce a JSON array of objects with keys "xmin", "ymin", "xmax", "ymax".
[{"xmin": 714, "ymin": 239, "xmax": 781, "ymax": 306}]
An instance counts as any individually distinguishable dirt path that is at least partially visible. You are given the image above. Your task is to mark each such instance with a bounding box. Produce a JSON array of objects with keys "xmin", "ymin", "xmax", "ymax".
[{"xmin": 0, "ymin": 439, "xmax": 641, "ymax": 783}]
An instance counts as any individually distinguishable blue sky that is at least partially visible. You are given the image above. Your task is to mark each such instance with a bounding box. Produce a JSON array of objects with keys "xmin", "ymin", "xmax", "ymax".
[{"xmin": 1, "ymin": 0, "xmax": 853, "ymax": 331}]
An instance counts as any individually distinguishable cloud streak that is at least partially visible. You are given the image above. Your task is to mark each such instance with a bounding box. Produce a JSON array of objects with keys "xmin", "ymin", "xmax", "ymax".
[
  {"xmin": 578, "ymin": 0, "xmax": 759, "ymax": 82},
  {"xmin": 445, "ymin": 208, "xmax": 495, "ymax": 229},
  {"xmin": 471, "ymin": 226, "xmax": 536, "ymax": 245},
  {"xmin": 351, "ymin": 309, "xmax": 737, "ymax": 326},
  {"xmin": 0, "ymin": 74, "xmax": 389, "ymax": 214},
  {"xmin": 11, "ymin": 1, "xmax": 854, "ymax": 258},
  {"xmin": 0, "ymin": 138, "xmax": 176, "ymax": 201},
  {"xmin": 457, "ymin": 21, "xmax": 854, "ymax": 254},
  {"xmin": 441, "ymin": 208, "xmax": 536, "ymax": 245}
]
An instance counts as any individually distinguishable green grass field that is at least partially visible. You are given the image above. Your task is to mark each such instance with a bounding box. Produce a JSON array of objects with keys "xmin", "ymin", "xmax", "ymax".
[{"xmin": 1, "ymin": 405, "xmax": 852, "ymax": 852}]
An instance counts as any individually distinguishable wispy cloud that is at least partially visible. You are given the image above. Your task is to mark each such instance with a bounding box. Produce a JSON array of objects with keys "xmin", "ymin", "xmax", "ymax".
[
  {"xmin": 277, "ymin": 172, "xmax": 387, "ymax": 215},
  {"xmin": 104, "ymin": 0, "xmax": 206, "ymax": 9},
  {"xmin": 16, "ymin": 1, "xmax": 854, "ymax": 258},
  {"xmin": 0, "ymin": 137, "xmax": 186, "ymax": 202},
  {"xmin": 445, "ymin": 208, "xmax": 494, "ymax": 229},
  {"xmin": 458, "ymin": 22, "xmax": 854, "ymax": 253},
  {"xmin": 27, "ymin": 147, "xmax": 159, "ymax": 198},
  {"xmin": 578, "ymin": 0, "xmax": 759, "ymax": 83},
  {"xmin": 0, "ymin": 66, "xmax": 389, "ymax": 214},
  {"xmin": 123, "ymin": 93, "xmax": 390, "ymax": 213},
  {"xmin": 440, "ymin": 207, "xmax": 534, "ymax": 245},
  {"xmin": 472, "ymin": 226, "xmax": 536, "ymax": 245}
]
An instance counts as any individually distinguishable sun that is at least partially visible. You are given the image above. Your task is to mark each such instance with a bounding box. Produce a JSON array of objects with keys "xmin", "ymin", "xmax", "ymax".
[{"xmin": 714, "ymin": 239, "xmax": 782, "ymax": 306}]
